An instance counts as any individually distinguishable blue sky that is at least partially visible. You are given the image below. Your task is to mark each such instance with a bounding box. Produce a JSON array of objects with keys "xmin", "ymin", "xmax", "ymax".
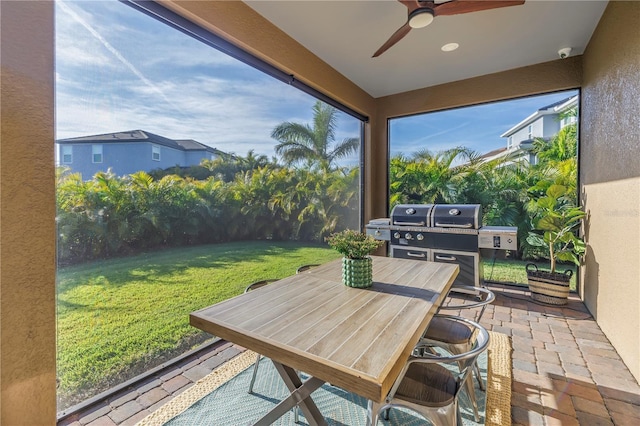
[{"xmin": 55, "ymin": 0, "xmax": 577, "ymax": 165}]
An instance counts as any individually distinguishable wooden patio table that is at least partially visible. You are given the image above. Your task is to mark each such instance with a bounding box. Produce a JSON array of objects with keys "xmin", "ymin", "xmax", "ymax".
[{"xmin": 190, "ymin": 255, "xmax": 458, "ymax": 425}]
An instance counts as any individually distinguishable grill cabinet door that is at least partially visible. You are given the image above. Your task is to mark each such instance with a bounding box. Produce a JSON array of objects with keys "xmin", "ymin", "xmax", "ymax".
[
  {"xmin": 432, "ymin": 249, "xmax": 482, "ymax": 289},
  {"xmin": 390, "ymin": 245, "xmax": 431, "ymax": 261}
]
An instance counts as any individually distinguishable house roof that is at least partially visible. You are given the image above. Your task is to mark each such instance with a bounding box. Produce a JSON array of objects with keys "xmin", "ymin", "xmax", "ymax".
[
  {"xmin": 500, "ymin": 95, "xmax": 578, "ymax": 138},
  {"xmin": 57, "ymin": 130, "xmax": 224, "ymax": 155},
  {"xmin": 479, "ymin": 147, "xmax": 508, "ymax": 160},
  {"xmin": 174, "ymin": 139, "xmax": 224, "ymax": 156}
]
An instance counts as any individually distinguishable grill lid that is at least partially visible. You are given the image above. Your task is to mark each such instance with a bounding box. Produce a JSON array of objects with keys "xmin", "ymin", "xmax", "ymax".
[
  {"xmin": 391, "ymin": 204, "xmax": 433, "ymax": 227},
  {"xmin": 431, "ymin": 204, "xmax": 482, "ymax": 229}
]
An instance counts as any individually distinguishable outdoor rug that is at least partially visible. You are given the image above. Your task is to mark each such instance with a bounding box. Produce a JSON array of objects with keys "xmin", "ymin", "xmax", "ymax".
[{"xmin": 137, "ymin": 331, "xmax": 511, "ymax": 425}]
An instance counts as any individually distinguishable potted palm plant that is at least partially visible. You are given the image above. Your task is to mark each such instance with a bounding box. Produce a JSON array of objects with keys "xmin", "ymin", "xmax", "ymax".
[
  {"xmin": 326, "ymin": 229, "xmax": 384, "ymax": 288},
  {"xmin": 526, "ymin": 184, "xmax": 586, "ymax": 305}
]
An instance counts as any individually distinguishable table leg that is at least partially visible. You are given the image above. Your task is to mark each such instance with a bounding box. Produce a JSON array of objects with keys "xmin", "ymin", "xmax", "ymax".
[{"xmin": 253, "ymin": 362, "xmax": 327, "ymax": 426}]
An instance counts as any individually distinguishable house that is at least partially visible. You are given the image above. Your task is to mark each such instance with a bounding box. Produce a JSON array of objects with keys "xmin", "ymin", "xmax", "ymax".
[
  {"xmin": 498, "ymin": 95, "xmax": 579, "ymax": 165},
  {"xmin": 56, "ymin": 130, "xmax": 224, "ymax": 179},
  {"xmin": 1, "ymin": 1, "xmax": 638, "ymax": 423}
]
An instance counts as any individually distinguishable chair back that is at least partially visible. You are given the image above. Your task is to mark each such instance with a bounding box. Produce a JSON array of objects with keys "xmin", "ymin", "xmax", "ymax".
[
  {"xmin": 296, "ymin": 264, "xmax": 320, "ymax": 274},
  {"xmin": 244, "ymin": 279, "xmax": 277, "ymax": 293},
  {"xmin": 391, "ymin": 315, "xmax": 490, "ymax": 401},
  {"xmin": 437, "ymin": 286, "xmax": 495, "ymax": 323}
]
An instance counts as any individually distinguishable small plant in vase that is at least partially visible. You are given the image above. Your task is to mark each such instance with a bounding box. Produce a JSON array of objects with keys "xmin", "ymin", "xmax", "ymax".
[
  {"xmin": 326, "ymin": 229, "xmax": 384, "ymax": 288},
  {"xmin": 526, "ymin": 184, "xmax": 586, "ymax": 305}
]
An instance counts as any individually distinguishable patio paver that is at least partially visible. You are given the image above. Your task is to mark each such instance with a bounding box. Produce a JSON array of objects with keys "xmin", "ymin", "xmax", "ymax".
[{"xmin": 58, "ymin": 283, "xmax": 640, "ymax": 425}]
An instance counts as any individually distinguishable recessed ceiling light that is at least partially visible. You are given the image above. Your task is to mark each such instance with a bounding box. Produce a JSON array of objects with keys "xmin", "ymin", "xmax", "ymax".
[{"xmin": 441, "ymin": 43, "xmax": 459, "ymax": 52}]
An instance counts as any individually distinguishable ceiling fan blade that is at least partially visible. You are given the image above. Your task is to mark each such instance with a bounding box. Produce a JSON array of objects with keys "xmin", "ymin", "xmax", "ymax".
[
  {"xmin": 372, "ymin": 22, "xmax": 412, "ymax": 58},
  {"xmin": 434, "ymin": 0, "xmax": 525, "ymax": 16}
]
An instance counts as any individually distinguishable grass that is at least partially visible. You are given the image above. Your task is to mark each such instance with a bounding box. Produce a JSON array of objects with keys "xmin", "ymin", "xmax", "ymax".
[
  {"xmin": 57, "ymin": 242, "xmax": 576, "ymax": 409},
  {"xmin": 482, "ymin": 257, "xmax": 578, "ymax": 290},
  {"xmin": 56, "ymin": 241, "xmax": 340, "ymax": 408}
]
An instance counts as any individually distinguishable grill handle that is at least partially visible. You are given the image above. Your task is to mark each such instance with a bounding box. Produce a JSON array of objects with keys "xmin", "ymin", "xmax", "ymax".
[
  {"xmin": 434, "ymin": 222, "xmax": 473, "ymax": 228},
  {"xmin": 406, "ymin": 252, "xmax": 427, "ymax": 258},
  {"xmin": 393, "ymin": 221, "xmax": 426, "ymax": 226},
  {"xmin": 435, "ymin": 255, "xmax": 457, "ymax": 261}
]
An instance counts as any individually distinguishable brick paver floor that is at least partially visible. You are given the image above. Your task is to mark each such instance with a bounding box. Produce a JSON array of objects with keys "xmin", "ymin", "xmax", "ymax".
[{"xmin": 58, "ymin": 283, "xmax": 640, "ymax": 425}]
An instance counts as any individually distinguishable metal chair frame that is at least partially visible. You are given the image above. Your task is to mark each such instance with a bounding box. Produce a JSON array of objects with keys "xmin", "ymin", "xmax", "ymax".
[
  {"xmin": 367, "ymin": 316, "xmax": 490, "ymax": 426},
  {"xmin": 296, "ymin": 264, "xmax": 320, "ymax": 274},
  {"xmin": 421, "ymin": 285, "xmax": 495, "ymax": 420}
]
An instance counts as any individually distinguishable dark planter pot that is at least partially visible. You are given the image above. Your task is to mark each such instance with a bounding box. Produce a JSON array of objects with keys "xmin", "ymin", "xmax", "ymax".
[
  {"xmin": 342, "ymin": 257, "xmax": 373, "ymax": 288},
  {"xmin": 526, "ymin": 263, "xmax": 572, "ymax": 305}
]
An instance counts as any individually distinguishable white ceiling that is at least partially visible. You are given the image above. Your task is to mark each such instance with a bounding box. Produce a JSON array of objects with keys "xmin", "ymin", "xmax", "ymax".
[{"xmin": 245, "ymin": 0, "xmax": 608, "ymax": 98}]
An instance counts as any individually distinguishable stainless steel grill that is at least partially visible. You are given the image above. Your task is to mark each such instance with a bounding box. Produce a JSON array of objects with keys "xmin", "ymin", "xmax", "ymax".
[{"xmin": 366, "ymin": 204, "xmax": 517, "ymax": 291}]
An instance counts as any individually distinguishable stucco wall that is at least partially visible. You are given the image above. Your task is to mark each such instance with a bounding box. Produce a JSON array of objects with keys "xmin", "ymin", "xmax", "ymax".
[
  {"xmin": 1, "ymin": 0, "xmax": 636, "ymax": 421},
  {"xmin": 0, "ymin": 1, "xmax": 57, "ymax": 423},
  {"xmin": 581, "ymin": 0, "xmax": 640, "ymax": 382}
]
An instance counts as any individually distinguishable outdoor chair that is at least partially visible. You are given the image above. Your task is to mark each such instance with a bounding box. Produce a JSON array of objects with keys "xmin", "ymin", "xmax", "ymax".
[
  {"xmin": 244, "ymin": 279, "xmax": 299, "ymax": 422},
  {"xmin": 296, "ymin": 264, "xmax": 320, "ymax": 274},
  {"xmin": 419, "ymin": 285, "xmax": 495, "ymax": 421},
  {"xmin": 367, "ymin": 316, "xmax": 490, "ymax": 426}
]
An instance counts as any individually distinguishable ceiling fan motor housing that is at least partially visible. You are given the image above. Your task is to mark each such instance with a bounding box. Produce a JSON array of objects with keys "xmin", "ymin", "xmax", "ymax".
[{"xmin": 408, "ymin": 7, "xmax": 435, "ymax": 28}]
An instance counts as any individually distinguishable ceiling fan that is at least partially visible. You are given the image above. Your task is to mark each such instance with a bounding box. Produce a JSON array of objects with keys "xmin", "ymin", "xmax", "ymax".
[{"xmin": 372, "ymin": 0, "xmax": 525, "ymax": 58}]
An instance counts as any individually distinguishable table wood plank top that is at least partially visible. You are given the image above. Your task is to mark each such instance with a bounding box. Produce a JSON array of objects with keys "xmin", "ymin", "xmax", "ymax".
[{"xmin": 190, "ymin": 256, "xmax": 458, "ymax": 402}]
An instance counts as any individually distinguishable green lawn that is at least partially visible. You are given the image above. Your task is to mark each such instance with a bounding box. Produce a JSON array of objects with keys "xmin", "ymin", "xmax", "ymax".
[
  {"xmin": 482, "ymin": 257, "xmax": 577, "ymax": 290},
  {"xmin": 56, "ymin": 241, "xmax": 340, "ymax": 408},
  {"xmin": 57, "ymin": 243, "xmax": 575, "ymax": 408}
]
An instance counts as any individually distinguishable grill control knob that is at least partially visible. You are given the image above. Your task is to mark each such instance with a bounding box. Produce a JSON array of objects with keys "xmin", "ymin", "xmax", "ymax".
[
  {"xmin": 405, "ymin": 233, "xmax": 413, "ymax": 240},
  {"xmin": 393, "ymin": 232, "xmax": 401, "ymax": 239},
  {"xmin": 416, "ymin": 233, "xmax": 424, "ymax": 241}
]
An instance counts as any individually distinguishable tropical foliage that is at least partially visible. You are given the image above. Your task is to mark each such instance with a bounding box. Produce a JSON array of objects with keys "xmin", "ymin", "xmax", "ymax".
[
  {"xmin": 526, "ymin": 184, "xmax": 586, "ymax": 272},
  {"xmin": 325, "ymin": 229, "xmax": 384, "ymax": 259},
  {"xmin": 57, "ymin": 103, "xmax": 361, "ymax": 264},
  {"xmin": 56, "ymin": 164, "xmax": 359, "ymax": 264},
  {"xmin": 389, "ymin": 119, "xmax": 579, "ymax": 263},
  {"xmin": 272, "ymin": 101, "xmax": 359, "ymax": 171},
  {"xmin": 57, "ymin": 102, "xmax": 578, "ymax": 267}
]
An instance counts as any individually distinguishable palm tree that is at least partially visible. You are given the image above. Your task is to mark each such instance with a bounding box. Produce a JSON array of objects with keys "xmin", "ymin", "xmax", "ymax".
[
  {"xmin": 389, "ymin": 147, "xmax": 472, "ymax": 207},
  {"xmin": 272, "ymin": 101, "xmax": 359, "ymax": 171}
]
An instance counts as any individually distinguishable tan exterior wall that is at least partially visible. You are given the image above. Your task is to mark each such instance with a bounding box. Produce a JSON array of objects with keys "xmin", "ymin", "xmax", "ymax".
[
  {"xmin": 0, "ymin": 1, "xmax": 57, "ymax": 424},
  {"xmin": 581, "ymin": 0, "xmax": 640, "ymax": 382},
  {"xmin": 1, "ymin": 0, "xmax": 636, "ymax": 419}
]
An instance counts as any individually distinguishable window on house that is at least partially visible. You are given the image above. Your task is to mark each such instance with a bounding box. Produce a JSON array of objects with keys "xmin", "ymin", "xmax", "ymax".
[
  {"xmin": 92, "ymin": 145, "xmax": 103, "ymax": 163},
  {"xmin": 62, "ymin": 146, "xmax": 72, "ymax": 164},
  {"xmin": 527, "ymin": 124, "xmax": 533, "ymax": 139},
  {"xmin": 561, "ymin": 115, "xmax": 576, "ymax": 128},
  {"xmin": 55, "ymin": 0, "xmax": 363, "ymax": 412},
  {"xmin": 507, "ymin": 136, "xmax": 513, "ymax": 148}
]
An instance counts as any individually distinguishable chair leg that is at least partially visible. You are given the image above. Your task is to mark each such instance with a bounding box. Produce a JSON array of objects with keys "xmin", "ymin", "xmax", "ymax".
[
  {"xmin": 366, "ymin": 400, "xmax": 381, "ymax": 426},
  {"xmin": 463, "ymin": 372, "xmax": 479, "ymax": 422},
  {"xmin": 474, "ymin": 360, "xmax": 485, "ymax": 391},
  {"xmin": 382, "ymin": 407, "xmax": 390, "ymax": 421},
  {"xmin": 248, "ymin": 353, "xmax": 262, "ymax": 393}
]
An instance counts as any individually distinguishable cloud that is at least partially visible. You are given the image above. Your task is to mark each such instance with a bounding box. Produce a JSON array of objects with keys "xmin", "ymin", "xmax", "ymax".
[
  {"xmin": 57, "ymin": 1, "xmax": 183, "ymax": 115},
  {"xmin": 56, "ymin": 1, "xmax": 350, "ymax": 159}
]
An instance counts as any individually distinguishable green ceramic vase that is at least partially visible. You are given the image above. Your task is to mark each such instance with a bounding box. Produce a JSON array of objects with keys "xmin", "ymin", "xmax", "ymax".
[{"xmin": 342, "ymin": 257, "xmax": 373, "ymax": 288}]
